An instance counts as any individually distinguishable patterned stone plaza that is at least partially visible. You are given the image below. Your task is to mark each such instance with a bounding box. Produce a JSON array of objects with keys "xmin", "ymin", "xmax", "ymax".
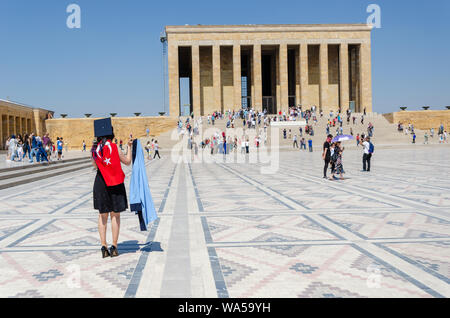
[{"xmin": 0, "ymin": 145, "xmax": 449, "ymax": 298}]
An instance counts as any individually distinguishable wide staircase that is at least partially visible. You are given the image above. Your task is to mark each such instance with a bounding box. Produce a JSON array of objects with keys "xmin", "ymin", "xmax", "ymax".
[
  {"xmin": 146, "ymin": 112, "xmax": 434, "ymax": 152},
  {"xmin": 0, "ymin": 156, "xmax": 92, "ymax": 190}
]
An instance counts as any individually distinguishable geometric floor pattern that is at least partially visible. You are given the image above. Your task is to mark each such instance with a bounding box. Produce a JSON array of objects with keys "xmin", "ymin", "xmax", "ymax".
[{"xmin": 0, "ymin": 145, "xmax": 449, "ymax": 297}]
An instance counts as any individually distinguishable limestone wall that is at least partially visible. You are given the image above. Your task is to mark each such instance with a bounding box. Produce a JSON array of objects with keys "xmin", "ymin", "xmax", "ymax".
[
  {"xmin": 383, "ymin": 110, "xmax": 450, "ymax": 130},
  {"xmin": 45, "ymin": 117, "xmax": 178, "ymax": 150},
  {"xmin": 0, "ymin": 100, "xmax": 52, "ymax": 149}
]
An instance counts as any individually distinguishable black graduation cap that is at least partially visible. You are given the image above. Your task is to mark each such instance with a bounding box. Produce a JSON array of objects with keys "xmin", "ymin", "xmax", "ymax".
[{"xmin": 94, "ymin": 118, "xmax": 114, "ymax": 137}]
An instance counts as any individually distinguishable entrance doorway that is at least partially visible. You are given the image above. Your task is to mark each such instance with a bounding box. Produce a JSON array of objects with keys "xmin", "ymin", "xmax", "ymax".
[
  {"xmin": 261, "ymin": 47, "xmax": 278, "ymax": 114},
  {"xmin": 262, "ymin": 96, "xmax": 276, "ymax": 114}
]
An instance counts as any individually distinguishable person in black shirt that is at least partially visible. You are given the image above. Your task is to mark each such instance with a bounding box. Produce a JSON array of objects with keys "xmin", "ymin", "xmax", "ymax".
[{"xmin": 322, "ymin": 134, "xmax": 333, "ymax": 178}]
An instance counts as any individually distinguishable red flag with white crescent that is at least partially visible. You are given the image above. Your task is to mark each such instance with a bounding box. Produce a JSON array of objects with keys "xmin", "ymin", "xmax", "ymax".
[{"xmin": 94, "ymin": 140, "xmax": 125, "ymax": 187}]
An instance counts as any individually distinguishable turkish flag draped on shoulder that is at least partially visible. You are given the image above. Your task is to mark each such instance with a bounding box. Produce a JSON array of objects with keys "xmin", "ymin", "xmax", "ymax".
[{"xmin": 94, "ymin": 140, "xmax": 125, "ymax": 187}]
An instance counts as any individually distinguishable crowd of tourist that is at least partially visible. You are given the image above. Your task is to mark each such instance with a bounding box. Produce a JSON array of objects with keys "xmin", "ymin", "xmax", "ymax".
[
  {"xmin": 398, "ymin": 122, "xmax": 448, "ymax": 144},
  {"xmin": 4, "ymin": 133, "xmax": 67, "ymax": 163}
]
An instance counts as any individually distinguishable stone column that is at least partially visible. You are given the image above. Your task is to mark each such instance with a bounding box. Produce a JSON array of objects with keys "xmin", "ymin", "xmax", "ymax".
[
  {"xmin": 360, "ymin": 42, "xmax": 373, "ymax": 113},
  {"xmin": 233, "ymin": 44, "xmax": 242, "ymax": 109},
  {"xmin": 168, "ymin": 44, "xmax": 180, "ymax": 117},
  {"xmin": 279, "ymin": 43, "xmax": 289, "ymax": 113},
  {"xmin": 11, "ymin": 116, "xmax": 16, "ymax": 135},
  {"xmin": 300, "ymin": 44, "xmax": 308, "ymax": 108},
  {"xmin": 295, "ymin": 46, "xmax": 300, "ymax": 108},
  {"xmin": 6, "ymin": 115, "xmax": 10, "ymax": 139},
  {"xmin": 275, "ymin": 49, "xmax": 281, "ymax": 112},
  {"xmin": 191, "ymin": 45, "xmax": 201, "ymax": 117},
  {"xmin": 252, "ymin": 44, "xmax": 262, "ymax": 111},
  {"xmin": 213, "ymin": 45, "xmax": 222, "ymax": 112},
  {"xmin": 339, "ymin": 43, "xmax": 349, "ymax": 111},
  {"xmin": 319, "ymin": 43, "xmax": 329, "ymax": 112}
]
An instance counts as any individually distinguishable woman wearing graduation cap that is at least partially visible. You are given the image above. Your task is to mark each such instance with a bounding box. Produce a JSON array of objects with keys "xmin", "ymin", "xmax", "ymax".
[{"xmin": 91, "ymin": 118, "xmax": 133, "ymax": 258}]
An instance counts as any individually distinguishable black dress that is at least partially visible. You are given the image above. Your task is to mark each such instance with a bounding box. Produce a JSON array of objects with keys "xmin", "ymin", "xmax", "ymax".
[{"xmin": 93, "ymin": 170, "xmax": 128, "ymax": 214}]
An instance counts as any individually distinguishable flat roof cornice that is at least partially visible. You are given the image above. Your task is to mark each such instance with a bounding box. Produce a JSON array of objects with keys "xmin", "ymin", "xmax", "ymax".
[{"xmin": 165, "ymin": 24, "xmax": 373, "ymax": 34}]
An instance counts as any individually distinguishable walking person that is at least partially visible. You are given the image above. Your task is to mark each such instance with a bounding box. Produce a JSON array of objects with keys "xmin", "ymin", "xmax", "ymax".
[
  {"xmin": 322, "ymin": 135, "xmax": 333, "ymax": 179},
  {"xmin": 91, "ymin": 119, "xmax": 133, "ymax": 258},
  {"xmin": 330, "ymin": 142, "xmax": 345, "ymax": 181},
  {"xmin": 153, "ymin": 141, "xmax": 161, "ymax": 159}
]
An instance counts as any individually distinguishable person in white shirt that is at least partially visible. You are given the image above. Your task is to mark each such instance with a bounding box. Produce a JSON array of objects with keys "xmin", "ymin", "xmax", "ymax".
[
  {"xmin": 293, "ymin": 135, "xmax": 298, "ymax": 148},
  {"xmin": 7, "ymin": 136, "xmax": 18, "ymax": 161},
  {"xmin": 362, "ymin": 137, "xmax": 372, "ymax": 172}
]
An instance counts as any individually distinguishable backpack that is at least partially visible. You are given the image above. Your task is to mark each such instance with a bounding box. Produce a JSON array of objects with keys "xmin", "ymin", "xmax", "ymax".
[{"xmin": 369, "ymin": 142, "xmax": 374, "ymax": 154}]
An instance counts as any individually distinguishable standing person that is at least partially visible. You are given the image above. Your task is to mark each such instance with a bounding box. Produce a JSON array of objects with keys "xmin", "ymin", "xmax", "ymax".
[
  {"xmin": 23, "ymin": 134, "xmax": 31, "ymax": 161},
  {"xmin": 308, "ymin": 138, "xmax": 313, "ymax": 152},
  {"xmin": 30, "ymin": 133, "xmax": 39, "ymax": 163},
  {"xmin": 82, "ymin": 140, "xmax": 86, "ymax": 152},
  {"xmin": 412, "ymin": 132, "xmax": 416, "ymax": 144},
  {"xmin": 56, "ymin": 137, "xmax": 63, "ymax": 160},
  {"xmin": 293, "ymin": 135, "xmax": 298, "ymax": 148},
  {"xmin": 7, "ymin": 135, "xmax": 18, "ymax": 161},
  {"xmin": 322, "ymin": 135, "xmax": 333, "ymax": 179},
  {"xmin": 153, "ymin": 141, "xmax": 161, "ymax": 159},
  {"xmin": 16, "ymin": 137, "xmax": 24, "ymax": 161},
  {"xmin": 300, "ymin": 138, "xmax": 306, "ymax": 150},
  {"xmin": 362, "ymin": 137, "xmax": 374, "ymax": 172},
  {"xmin": 424, "ymin": 132, "xmax": 429, "ymax": 144},
  {"xmin": 245, "ymin": 137, "xmax": 250, "ymax": 154},
  {"xmin": 92, "ymin": 119, "xmax": 133, "ymax": 258},
  {"xmin": 145, "ymin": 141, "xmax": 151, "ymax": 159}
]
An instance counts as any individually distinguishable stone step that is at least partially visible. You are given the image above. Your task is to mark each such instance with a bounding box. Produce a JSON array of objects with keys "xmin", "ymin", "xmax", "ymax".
[
  {"xmin": 0, "ymin": 156, "xmax": 90, "ymax": 173},
  {"xmin": 0, "ymin": 161, "xmax": 93, "ymax": 190},
  {"xmin": 0, "ymin": 158, "xmax": 92, "ymax": 181}
]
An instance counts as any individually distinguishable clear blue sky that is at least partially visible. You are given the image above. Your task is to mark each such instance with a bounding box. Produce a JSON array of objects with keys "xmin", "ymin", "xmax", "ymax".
[{"xmin": 0, "ymin": 0, "xmax": 449, "ymax": 117}]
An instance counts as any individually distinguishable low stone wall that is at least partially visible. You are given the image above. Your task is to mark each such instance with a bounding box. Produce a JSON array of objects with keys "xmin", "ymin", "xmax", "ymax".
[
  {"xmin": 45, "ymin": 116, "xmax": 178, "ymax": 150},
  {"xmin": 383, "ymin": 110, "xmax": 450, "ymax": 130}
]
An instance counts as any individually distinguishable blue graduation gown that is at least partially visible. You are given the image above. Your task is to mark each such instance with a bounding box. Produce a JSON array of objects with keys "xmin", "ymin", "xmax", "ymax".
[{"xmin": 129, "ymin": 140, "xmax": 157, "ymax": 231}]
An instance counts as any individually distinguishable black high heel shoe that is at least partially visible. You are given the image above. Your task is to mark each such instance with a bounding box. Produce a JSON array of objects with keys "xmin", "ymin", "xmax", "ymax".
[
  {"xmin": 110, "ymin": 245, "xmax": 119, "ymax": 257},
  {"xmin": 101, "ymin": 246, "xmax": 110, "ymax": 258}
]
